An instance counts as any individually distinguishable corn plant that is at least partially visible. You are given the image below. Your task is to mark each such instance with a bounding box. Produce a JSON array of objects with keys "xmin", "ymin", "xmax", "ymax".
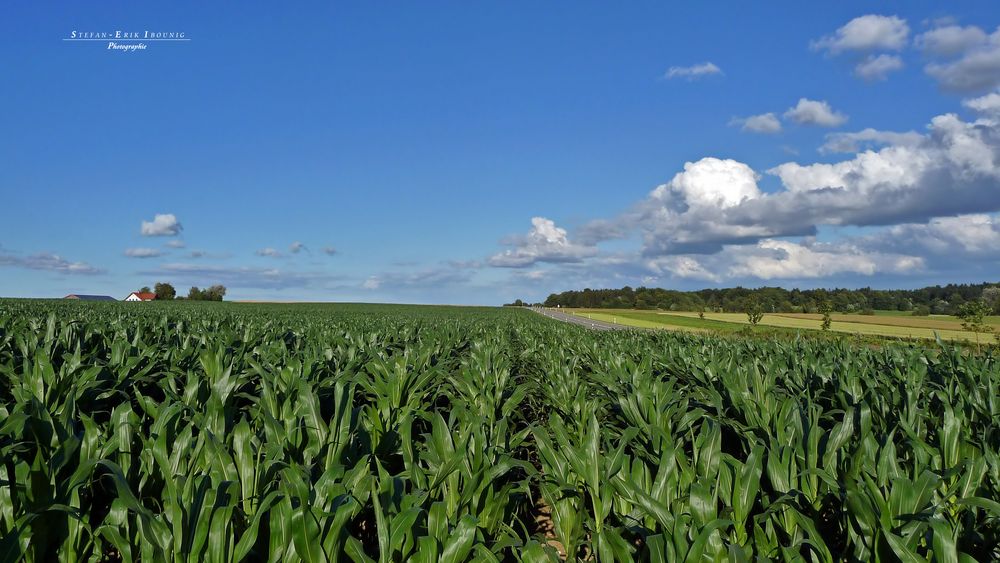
[{"xmin": 0, "ymin": 299, "xmax": 997, "ymax": 561}]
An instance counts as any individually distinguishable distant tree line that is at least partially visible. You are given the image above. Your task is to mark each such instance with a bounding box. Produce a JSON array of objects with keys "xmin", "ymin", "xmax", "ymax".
[
  {"xmin": 543, "ymin": 283, "xmax": 1000, "ymax": 315},
  {"xmin": 502, "ymin": 299, "xmax": 542, "ymax": 307},
  {"xmin": 134, "ymin": 283, "xmax": 227, "ymax": 302}
]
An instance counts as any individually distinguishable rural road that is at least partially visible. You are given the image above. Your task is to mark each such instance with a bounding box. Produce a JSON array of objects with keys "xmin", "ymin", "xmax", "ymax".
[{"xmin": 531, "ymin": 307, "xmax": 634, "ymax": 331}]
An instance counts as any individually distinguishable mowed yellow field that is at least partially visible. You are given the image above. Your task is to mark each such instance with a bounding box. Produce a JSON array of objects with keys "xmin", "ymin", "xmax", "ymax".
[
  {"xmin": 775, "ymin": 313, "xmax": 1000, "ymax": 331},
  {"xmin": 667, "ymin": 312, "xmax": 994, "ymax": 341}
]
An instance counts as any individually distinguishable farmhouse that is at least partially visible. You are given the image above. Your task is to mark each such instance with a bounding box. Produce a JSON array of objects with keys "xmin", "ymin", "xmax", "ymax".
[
  {"xmin": 124, "ymin": 292, "xmax": 156, "ymax": 302},
  {"xmin": 64, "ymin": 294, "xmax": 116, "ymax": 301}
]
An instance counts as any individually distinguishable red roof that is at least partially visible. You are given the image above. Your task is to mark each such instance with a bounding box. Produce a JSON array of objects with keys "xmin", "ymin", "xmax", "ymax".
[{"xmin": 130, "ymin": 292, "xmax": 156, "ymax": 301}]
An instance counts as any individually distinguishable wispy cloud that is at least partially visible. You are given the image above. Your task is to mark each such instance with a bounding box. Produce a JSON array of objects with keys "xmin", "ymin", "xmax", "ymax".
[
  {"xmin": 124, "ymin": 247, "xmax": 163, "ymax": 258},
  {"xmin": 361, "ymin": 267, "xmax": 472, "ymax": 291},
  {"xmin": 664, "ymin": 62, "xmax": 722, "ymax": 80},
  {"xmin": 140, "ymin": 262, "xmax": 348, "ymax": 290},
  {"xmin": 188, "ymin": 250, "xmax": 231, "ymax": 260},
  {"xmin": 0, "ymin": 248, "xmax": 104, "ymax": 275},
  {"xmin": 820, "ymin": 128, "xmax": 923, "ymax": 154}
]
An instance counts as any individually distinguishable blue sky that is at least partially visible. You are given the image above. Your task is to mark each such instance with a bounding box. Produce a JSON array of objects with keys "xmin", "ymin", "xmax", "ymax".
[{"xmin": 2, "ymin": 2, "xmax": 1000, "ymax": 304}]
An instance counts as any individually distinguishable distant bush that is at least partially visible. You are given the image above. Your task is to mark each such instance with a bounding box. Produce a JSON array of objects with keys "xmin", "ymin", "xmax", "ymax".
[
  {"xmin": 912, "ymin": 305, "xmax": 931, "ymax": 316},
  {"xmin": 861, "ymin": 308, "xmax": 875, "ymax": 316}
]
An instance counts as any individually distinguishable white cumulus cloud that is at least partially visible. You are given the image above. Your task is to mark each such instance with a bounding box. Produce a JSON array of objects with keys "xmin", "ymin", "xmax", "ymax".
[
  {"xmin": 140, "ymin": 214, "xmax": 183, "ymax": 237},
  {"xmin": 575, "ymin": 108, "xmax": 1000, "ymax": 261},
  {"xmin": 868, "ymin": 214, "xmax": 1000, "ymax": 257},
  {"xmin": 963, "ymin": 90, "xmax": 1000, "ymax": 114},
  {"xmin": 608, "ymin": 236, "xmax": 924, "ymax": 285},
  {"xmin": 729, "ymin": 113, "xmax": 782, "ymax": 134},
  {"xmin": 784, "ymin": 98, "xmax": 848, "ymax": 127},
  {"xmin": 490, "ymin": 83, "xmax": 1000, "ymax": 286},
  {"xmin": 610, "ymin": 158, "xmax": 772, "ymax": 256},
  {"xmin": 657, "ymin": 157, "xmax": 761, "ymax": 209},
  {"xmin": 812, "ymin": 14, "xmax": 910, "ymax": 54},
  {"xmin": 855, "ymin": 54, "xmax": 904, "ymax": 80},
  {"xmin": 770, "ymin": 145, "xmax": 933, "ymax": 194},
  {"xmin": 489, "ymin": 217, "xmax": 597, "ymax": 268},
  {"xmin": 726, "ymin": 239, "xmax": 922, "ymax": 280},
  {"xmin": 915, "ymin": 24, "xmax": 989, "ymax": 57},
  {"xmin": 920, "ymin": 25, "xmax": 1000, "ymax": 92},
  {"xmin": 645, "ymin": 256, "xmax": 721, "ymax": 282}
]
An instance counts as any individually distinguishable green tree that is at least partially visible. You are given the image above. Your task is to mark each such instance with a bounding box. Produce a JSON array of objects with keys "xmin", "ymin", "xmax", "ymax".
[
  {"xmin": 139, "ymin": 286, "xmax": 151, "ymax": 294},
  {"xmin": 745, "ymin": 298, "xmax": 764, "ymax": 327},
  {"xmin": 203, "ymin": 285, "xmax": 227, "ymax": 302},
  {"xmin": 982, "ymin": 286, "xmax": 1000, "ymax": 314},
  {"xmin": 154, "ymin": 282, "xmax": 176, "ymax": 300},
  {"xmin": 186, "ymin": 285, "xmax": 226, "ymax": 301},
  {"xmin": 957, "ymin": 300, "xmax": 994, "ymax": 351},
  {"xmin": 819, "ymin": 300, "xmax": 833, "ymax": 331}
]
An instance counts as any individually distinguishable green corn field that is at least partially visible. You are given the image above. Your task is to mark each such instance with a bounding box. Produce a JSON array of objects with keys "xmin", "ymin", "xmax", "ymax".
[{"xmin": 1, "ymin": 299, "xmax": 998, "ymax": 561}]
